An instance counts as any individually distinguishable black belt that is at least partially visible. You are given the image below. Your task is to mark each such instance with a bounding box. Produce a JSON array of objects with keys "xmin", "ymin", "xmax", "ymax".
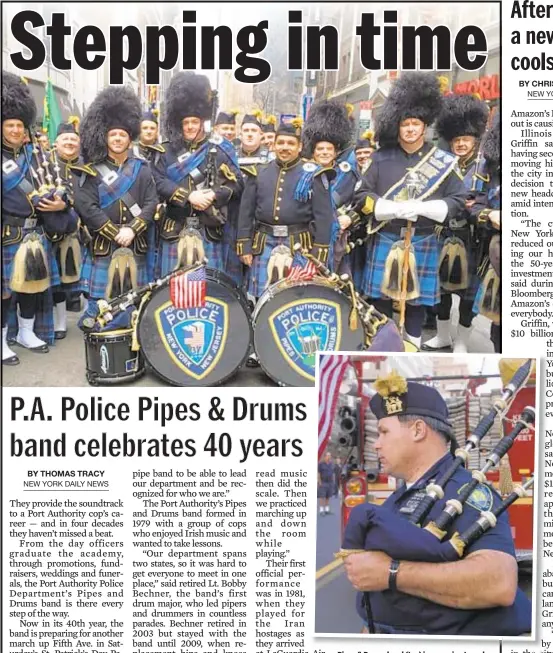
[
  {"xmin": 382, "ymin": 225, "xmax": 435, "ymax": 237},
  {"xmin": 256, "ymin": 222, "xmax": 308, "ymax": 237},
  {"xmin": 2, "ymin": 214, "xmax": 40, "ymax": 229}
]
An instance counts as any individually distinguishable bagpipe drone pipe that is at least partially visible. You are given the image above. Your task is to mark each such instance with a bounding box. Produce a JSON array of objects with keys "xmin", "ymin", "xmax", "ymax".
[{"xmin": 338, "ymin": 358, "xmax": 535, "ymax": 635}]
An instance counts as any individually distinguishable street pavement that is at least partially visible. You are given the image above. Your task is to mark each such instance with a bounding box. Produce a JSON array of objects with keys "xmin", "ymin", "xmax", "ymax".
[{"xmin": 2, "ymin": 296, "xmax": 494, "ymax": 387}]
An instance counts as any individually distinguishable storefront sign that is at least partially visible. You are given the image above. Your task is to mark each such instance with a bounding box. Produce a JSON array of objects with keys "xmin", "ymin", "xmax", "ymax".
[{"xmin": 453, "ymin": 74, "xmax": 500, "ymax": 101}]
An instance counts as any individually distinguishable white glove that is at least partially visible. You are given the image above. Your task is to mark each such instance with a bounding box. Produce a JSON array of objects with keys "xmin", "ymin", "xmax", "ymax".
[
  {"xmin": 394, "ymin": 200, "xmax": 420, "ymax": 221},
  {"xmin": 417, "ymin": 200, "xmax": 448, "ymax": 224},
  {"xmin": 489, "ymin": 210, "xmax": 500, "ymax": 229},
  {"xmin": 374, "ymin": 199, "xmax": 401, "ymax": 222}
]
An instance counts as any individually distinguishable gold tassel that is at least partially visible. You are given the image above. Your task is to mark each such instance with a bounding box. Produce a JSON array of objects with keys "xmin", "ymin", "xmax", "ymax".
[
  {"xmin": 499, "ymin": 454, "xmax": 514, "ymax": 496},
  {"xmin": 176, "ymin": 229, "xmax": 205, "ymax": 268},
  {"xmin": 10, "ymin": 233, "xmax": 50, "ymax": 294},
  {"xmin": 348, "ymin": 280, "xmax": 359, "ymax": 330},
  {"xmin": 59, "ymin": 234, "xmax": 82, "ymax": 283}
]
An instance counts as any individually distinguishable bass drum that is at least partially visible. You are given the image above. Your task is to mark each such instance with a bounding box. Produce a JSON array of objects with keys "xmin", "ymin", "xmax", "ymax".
[
  {"xmin": 253, "ymin": 278, "xmax": 365, "ymax": 386},
  {"xmin": 137, "ymin": 268, "xmax": 252, "ymax": 386}
]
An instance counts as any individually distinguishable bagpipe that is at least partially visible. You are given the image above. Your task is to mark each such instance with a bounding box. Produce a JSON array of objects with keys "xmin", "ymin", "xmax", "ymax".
[
  {"xmin": 293, "ymin": 243, "xmax": 410, "ymax": 353},
  {"xmin": 337, "ymin": 358, "xmax": 535, "ymax": 634}
]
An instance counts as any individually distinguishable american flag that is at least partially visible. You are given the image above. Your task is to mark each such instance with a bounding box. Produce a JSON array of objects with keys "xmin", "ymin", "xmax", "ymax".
[
  {"xmin": 287, "ymin": 251, "xmax": 317, "ymax": 282},
  {"xmin": 170, "ymin": 267, "xmax": 206, "ymax": 309},
  {"xmin": 318, "ymin": 355, "xmax": 351, "ymax": 460}
]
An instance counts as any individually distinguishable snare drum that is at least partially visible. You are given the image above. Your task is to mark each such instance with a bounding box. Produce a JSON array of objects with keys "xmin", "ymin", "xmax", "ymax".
[
  {"xmin": 85, "ymin": 329, "xmax": 145, "ymax": 385},
  {"xmin": 253, "ymin": 278, "xmax": 365, "ymax": 386},
  {"xmin": 137, "ymin": 268, "xmax": 252, "ymax": 386}
]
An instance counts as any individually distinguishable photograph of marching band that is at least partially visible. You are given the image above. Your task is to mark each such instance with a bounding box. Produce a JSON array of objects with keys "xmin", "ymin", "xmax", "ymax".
[
  {"xmin": 1, "ymin": 3, "xmax": 501, "ymax": 387},
  {"xmin": 316, "ymin": 355, "xmax": 536, "ymax": 637}
]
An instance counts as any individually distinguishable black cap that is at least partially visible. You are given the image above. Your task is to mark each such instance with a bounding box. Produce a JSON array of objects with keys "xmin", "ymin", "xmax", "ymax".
[
  {"xmin": 276, "ymin": 116, "xmax": 303, "ymax": 140},
  {"xmin": 215, "ymin": 110, "xmax": 238, "ymax": 126},
  {"xmin": 142, "ymin": 110, "xmax": 159, "ymax": 124},
  {"xmin": 369, "ymin": 372, "xmax": 451, "ymax": 429},
  {"xmin": 57, "ymin": 116, "xmax": 80, "ymax": 137}
]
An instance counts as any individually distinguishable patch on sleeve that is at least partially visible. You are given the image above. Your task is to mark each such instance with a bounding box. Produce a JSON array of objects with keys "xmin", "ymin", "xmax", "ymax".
[{"xmin": 460, "ymin": 482, "xmax": 494, "ymax": 512}]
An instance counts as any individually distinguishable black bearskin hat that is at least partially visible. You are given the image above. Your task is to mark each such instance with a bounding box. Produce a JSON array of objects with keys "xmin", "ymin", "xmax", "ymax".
[
  {"xmin": 435, "ymin": 95, "xmax": 489, "ymax": 143},
  {"xmin": 80, "ymin": 86, "xmax": 141, "ymax": 162},
  {"xmin": 302, "ymin": 100, "xmax": 353, "ymax": 157},
  {"xmin": 482, "ymin": 110, "xmax": 500, "ymax": 171},
  {"xmin": 2, "ymin": 71, "xmax": 36, "ymax": 128},
  {"xmin": 375, "ymin": 73, "xmax": 443, "ymax": 148},
  {"xmin": 163, "ymin": 72, "xmax": 213, "ymax": 150}
]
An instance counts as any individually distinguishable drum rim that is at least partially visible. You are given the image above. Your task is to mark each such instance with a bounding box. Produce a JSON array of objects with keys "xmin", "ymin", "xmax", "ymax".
[
  {"xmin": 252, "ymin": 280, "xmax": 365, "ymax": 386},
  {"xmin": 84, "ymin": 328, "xmax": 134, "ymax": 340},
  {"xmin": 136, "ymin": 275, "xmax": 253, "ymax": 387}
]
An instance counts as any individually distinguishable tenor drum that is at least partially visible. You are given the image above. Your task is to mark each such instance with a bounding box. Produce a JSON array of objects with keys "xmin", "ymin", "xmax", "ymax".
[
  {"xmin": 253, "ymin": 278, "xmax": 365, "ymax": 386},
  {"xmin": 137, "ymin": 268, "xmax": 252, "ymax": 386},
  {"xmin": 85, "ymin": 329, "xmax": 145, "ymax": 386}
]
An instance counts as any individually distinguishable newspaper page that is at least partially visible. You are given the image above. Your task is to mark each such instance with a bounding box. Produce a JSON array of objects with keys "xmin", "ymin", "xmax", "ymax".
[{"xmin": 0, "ymin": 2, "xmax": 548, "ymax": 653}]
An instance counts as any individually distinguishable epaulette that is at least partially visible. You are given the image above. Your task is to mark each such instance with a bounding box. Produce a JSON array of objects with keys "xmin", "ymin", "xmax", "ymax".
[
  {"xmin": 241, "ymin": 165, "xmax": 258, "ymax": 177},
  {"xmin": 315, "ymin": 166, "xmax": 337, "ymax": 181}
]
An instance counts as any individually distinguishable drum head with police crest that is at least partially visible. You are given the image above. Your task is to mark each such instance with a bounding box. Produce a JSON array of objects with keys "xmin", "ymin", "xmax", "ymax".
[
  {"xmin": 138, "ymin": 268, "xmax": 252, "ymax": 386},
  {"xmin": 253, "ymin": 279, "xmax": 365, "ymax": 386}
]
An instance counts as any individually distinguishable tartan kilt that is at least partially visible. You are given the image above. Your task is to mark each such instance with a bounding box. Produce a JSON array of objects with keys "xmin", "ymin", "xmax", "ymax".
[
  {"xmin": 81, "ymin": 251, "xmax": 150, "ymax": 300},
  {"xmin": 362, "ymin": 230, "xmax": 440, "ymax": 307},
  {"xmin": 159, "ymin": 229, "xmax": 224, "ymax": 277},
  {"xmin": 222, "ymin": 219, "xmax": 244, "ymax": 286},
  {"xmin": 439, "ymin": 225, "xmax": 480, "ymax": 301},
  {"xmin": 51, "ymin": 238, "xmax": 88, "ymax": 295},
  {"xmin": 2, "ymin": 227, "xmax": 60, "ymax": 298},
  {"xmin": 248, "ymin": 232, "xmax": 290, "ymax": 299}
]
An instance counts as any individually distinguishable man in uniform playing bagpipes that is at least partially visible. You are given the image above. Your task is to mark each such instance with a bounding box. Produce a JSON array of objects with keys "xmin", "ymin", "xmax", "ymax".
[
  {"xmin": 471, "ymin": 112, "xmax": 501, "ymax": 352},
  {"xmin": 302, "ymin": 100, "xmax": 363, "ymax": 274},
  {"xmin": 340, "ymin": 365, "xmax": 533, "ymax": 636},
  {"xmin": 225, "ymin": 109, "xmax": 271, "ymax": 287},
  {"xmin": 423, "ymin": 94, "xmax": 490, "ymax": 353},
  {"xmin": 236, "ymin": 116, "xmax": 335, "ymax": 297},
  {"xmin": 2, "ymin": 72, "xmax": 66, "ymax": 363},
  {"xmin": 261, "ymin": 114, "xmax": 277, "ymax": 151},
  {"xmin": 152, "ymin": 72, "xmax": 242, "ymax": 276},
  {"xmin": 75, "ymin": 86, "xmax": 158, "ymax": 311},
  {"xmin": 49, "ymin": 116, "xmax": 89, "ymax": 338},
  {"xmin": 354, "ymin": 73, "xmax": 467, "ymax": 349}
]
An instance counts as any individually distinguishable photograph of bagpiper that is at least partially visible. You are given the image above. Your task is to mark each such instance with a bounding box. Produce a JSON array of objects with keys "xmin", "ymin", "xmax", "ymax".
[
  {"xmin": 316, "ymin": 355, "xmax": 536, "ymax": 637},
  {"xmin": 2, "ymin": 2, "xmax": 501, "ymax": 387}
]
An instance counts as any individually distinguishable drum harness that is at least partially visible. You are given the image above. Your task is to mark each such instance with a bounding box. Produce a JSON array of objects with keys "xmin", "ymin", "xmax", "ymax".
[{"xmin": 335, "ymin": 358, "xmax": 535, "ymax": 634}]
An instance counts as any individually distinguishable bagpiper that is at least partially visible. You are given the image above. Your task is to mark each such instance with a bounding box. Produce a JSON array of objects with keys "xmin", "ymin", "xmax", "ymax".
[
  {"xmin": 261, "ymin": 114, "xmax": 277, "ymax": 151},
  {"xmin": 152, "ymin": 72, "xmax": 242, "ymax": 276},
  {"xmin": 354, "ymin": 130, "xmax": 376, "ymax": 174},
  {"xmin": 236, "ymin": 116, "xmax": 335, "ymax": 297},
  {"xmin": 224, "ymin": 109, "xmax": 272, "ymax": 287},
  {"xmin": 302, "ymin": 99, "xmax": 361, "ymax": 273},
  {"xmin": 423, "ymin": 94, "xmax": 489, "ymax": 352},
  {"xmin": 49, "ymin": 117, "xmax": 89, "ymax": 338},
  {"xmin": 471, "ymin": 112, "xmax": 501, "ymax": 352},
  {"xmin": 354, "ymin": 73, "xmax": 467, "ymax": 348},
  {"xmin": 214, "ymin": 109, "xmax": 239, "ymax": 142},
  {"xmin": 75, "ymin": 86, "xmax": 158, "ymax": 308},
  {"xmin": 132, "ymin": 109, "xmax": 164, "ymax": 164},
  {"xmin": 2, "ymin": 72, "xmax": 64, "ymax": 363}
]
